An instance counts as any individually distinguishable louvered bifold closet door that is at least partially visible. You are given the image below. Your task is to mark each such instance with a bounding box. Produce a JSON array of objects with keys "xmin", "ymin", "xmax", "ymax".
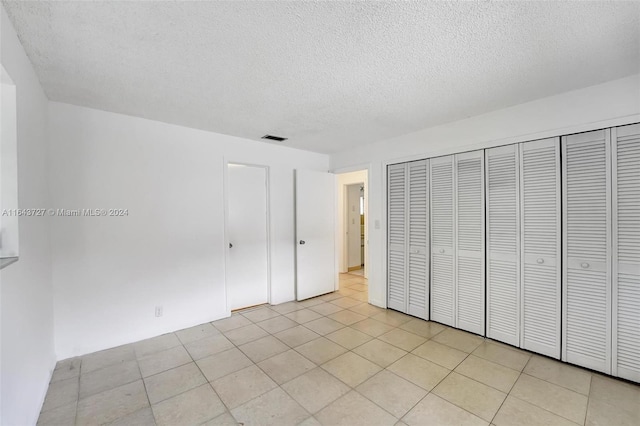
[
  {"xmin": 430, "ymin": 155, "xmax": 455, "ymax": 326},
  {"xmin": 520, "ymin": 138, "xmax": 561, "ymax": 358},
  {"xmin": 388, "ymin": 164, "xmax": 407, "ymax": 312},
  {"xmin": 562, "ymin": 129, "xmax": 612, "ymax": 373},
  {"xmin": 407, "ymin": 160, "xmax": 429, "ymax": 319},
  {"xmin": 455, "ymin": 151, "xmax": 485, "ymax": 335},
  {"xmin": 612, "ymin": 124, "xmax": 640, "ymax": 382},
  {"xmin": 486, "ymin": 145, "xmax": 520, "ymax": 346}
]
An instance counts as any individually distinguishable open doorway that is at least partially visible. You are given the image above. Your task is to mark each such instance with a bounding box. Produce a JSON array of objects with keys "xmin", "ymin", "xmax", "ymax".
[{"xmin": 337, "ymin": 170, "xmax": 368, "ymax": 280}]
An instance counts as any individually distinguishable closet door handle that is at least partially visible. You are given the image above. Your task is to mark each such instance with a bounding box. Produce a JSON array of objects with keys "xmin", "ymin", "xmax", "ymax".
[
  {"xmin": 299, "ymin": 240, "xmax": 306, "ymax": 245},
  {"xmin": 439, "ymin": 249, "xmax": 445, "ymax": 254},
  {"xmin": 581, "ymin": 262, "xmax": 590, "ymax": 269},
  {"xmin": 537, "ymin": 258, "xmax": 544, "ymax": 264}
]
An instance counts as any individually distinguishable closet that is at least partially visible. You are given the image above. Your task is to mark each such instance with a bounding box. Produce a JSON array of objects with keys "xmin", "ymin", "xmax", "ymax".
[
  {"xmin": 387, "ymin": 160, "xmax": 429, "ymax": 319},
  {"xmin": 386, "ymin": 122, "xmax": 639, "ymax": 382}
]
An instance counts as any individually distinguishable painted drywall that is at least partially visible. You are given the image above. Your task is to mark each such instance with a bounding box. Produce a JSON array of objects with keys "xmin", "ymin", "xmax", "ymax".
[
  {"xmin": 48, "ymin": 102, "xmax": 329, "ymax": 359},
  {"xmin": 0, "ymin": 7, "xmax": 55, "ymax": 426},
  {"xmin": 336, "ymin": 170, "xmax": 368, "ymax": 277},
  {"xmin": 331, "ymin": 74, "xmax": 640, "ymax": 309}
]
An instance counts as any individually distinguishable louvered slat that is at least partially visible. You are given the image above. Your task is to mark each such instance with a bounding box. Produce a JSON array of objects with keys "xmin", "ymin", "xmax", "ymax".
[
  {"xmin": 456, "ymin": 151, "xmax": 485, "ymax": 334},
  {"xmin": 486, "ymin": 145, "xmax": 520, "ymax": 346},
  {"xmin": 562, "ymin": 129, "xmax": 611, "ymax": 373},
  {"xmin": 408, "ymin": 160, "xmax": 429, "ymax": 319},
  {"xmin": 387, "ymin": 164, "xmax": 407, "ymax": 312},
  {"xmin": 613, "ymin": 123, "xmax": 640, "ymax": 382},
  {"xmin": 521, "ymin": 138, "xmax": 561, "ymax": 358},
  {"xmin": 430, "ymin": 155, "xmax": 455, "ymax": 326}
]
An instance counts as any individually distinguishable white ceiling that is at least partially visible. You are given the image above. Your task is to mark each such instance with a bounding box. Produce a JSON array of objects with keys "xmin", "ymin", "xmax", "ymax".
[{"xmin": 3, "ymin": 1, "xmax": 639, "ymax": 154}]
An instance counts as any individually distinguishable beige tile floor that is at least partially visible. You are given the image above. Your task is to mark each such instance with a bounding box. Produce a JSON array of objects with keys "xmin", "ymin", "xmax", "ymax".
[{"xmin": 39, "ymin": 273, "xmax": 640, "ymax": 426}]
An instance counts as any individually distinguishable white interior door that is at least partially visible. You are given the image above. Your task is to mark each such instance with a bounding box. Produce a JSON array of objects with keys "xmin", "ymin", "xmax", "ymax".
[
  {"xmin": 227, "ymin": 164, "xmax": 269, "ymax": 310},
  {"xmin": 388, "ymin": 163, "xmax": 407, "ymax": 312},
  {"xmin": 296, "ymin": 169, "xmax": 336, "ymax": 300},
  {"xmin": 347, "ymin": 184, "xmax": 362, "ymax": 269},
  {"xmin": 407, "ymin": 160, "xmax": 429, "ymax": 320}
]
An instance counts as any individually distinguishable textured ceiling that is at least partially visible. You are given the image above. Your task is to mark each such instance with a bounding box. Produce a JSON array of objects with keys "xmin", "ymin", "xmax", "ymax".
[{"xmin": 3, "ymin": 1, "xmax": 640, "ymax": 154}]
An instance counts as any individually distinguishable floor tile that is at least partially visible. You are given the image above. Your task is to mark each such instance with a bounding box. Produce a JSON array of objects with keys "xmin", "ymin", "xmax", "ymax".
[
  {"xmin": 303, "ymin": 317, "xmax": 346, "ymax": 335},
  {"xmin": 433, "ymin": 372, "xmax": 507, "ymax": 422},
  {"xmin": 589, "ymin": 374, "xmax": 640, "ymax": 417},
  {"xmin": 337, "ymin": 288, "xmax": 358, "ymax": 297},
  {"xmin": 134, "ymin": 333, "xmax": 181, "ymax": 358},
  {"xmin": 347, "ymin": 283, "xmax": 367, "ymax": 292},
  {"xmin": 271, "ymin": 301, "xmax": 304, "ymax": 315},
  {"xmin": 403, "ymin": 393, "xmax": 488, "ymax": 426},
  {"xmin": 231, "ymin": 387, "xmax": 309, "ymax": 426},
  {"xmin": 455, "ymin": 355, "xmax": 520, "ymax": 393},
  {"xmin": 412, "ymin": 340, "xmax": 468, "ymax": 369},
  {"xmin": 315, "ymin": 390, "xmax": 397, "ymax": 426},
  {"xmin": 41, "ymin": 376, "xmax": 79, "ymax": 412},
  {"xmin": 76, "ymin": 380, "xmax": 148, "ymax": 425},
  {"xmin": 51, "ymin": 358, "xmax": 82, "ymax": 383},
  {"xmin": 319, "ymin": 292, "xmax": 344, "ymax": 302},
  {"xmin": 298, "ymin": 298, "xmax": 325, "ymax": 308},
  {"xmin": 144, "ymin": 362, "xmax": 206, "ymax": 404},
  {"xmin": 238, "ymin": 335, "xmax": 289, "ymax": 363},
  {"xmin": 328, "ymin": 310, "xmax": 367, "ymax": 326},
  {"xmin": 493, "ymin": 395, "xmax": 578, "ymax": 426},
  {"xmin": 152, "ymin": 384, "xmax": 225, "ymax": 426},
  {"xmin": 387, "ymin": 353, "xmax": 450, "ymax": 391},
  {"xmin": 472, "ymin": 342, "xmax": 531, "ymax": 371},
  {"xmin": 105, "ymin": 407, "xmax": 155, "ymax": 426},
  {"xmin": 321, "ymin": 352, "xmax": 382, "ymax": 387},
  {"xmin": 295, "ymin": 337, "xmax": 347, "ymax": 364},
  {"xmin": 356, "ymin": 370, "xmax": 427, "ymax": 418},
  {"xmin": 372, "ymin": 310, "xmax": 413, "ymax": 326},
  {"xmin": 325, "ymin": 327, "xmax": 372, "ymax": 349},
  {"xmin": 196, "ymin": 347, "xmax": 253, "ymax": 382},
  {"xmin": 524, "ymin": 355, "xmax": 591, "ymax": 395},
  {"xmin": 242, "ymin": 307, "xmax": 281, "ymax": 323},
  {"xmin": 282, "ymin": 368, "xmax": 350, "ymax": 413},
  {"xmin": 211, "ymin": 314, "xmax": 252, "ymax": 332},
  {"xmin": 274, "ymin": 325, "xmax": 321, "ymax": 347},
  {"xmin": 175, "ymin": 323, "xmax": 219, "ymax": 344},
  {"xmin": 258, "ymin": 349, "xmax": 316, "ymax": 384},
  {"xmin": 510, "ymin": 373, "xmax": 588, "ymax": 424},
  {"xmin": 37, "ymin": 402, "xmax": 76, "ymax": 426},
  {"xmin": 298, "ymin": 416, "xmax": 322, "ymax": 426},
  {"xmin": 331, "ymin": 297, "xmax": 363, "ymax": 309},
  {"xmin": 285, "ymin": 309, "xmax": 323, "ymax": 324},
  {"xmin": 432, "ymin": 328, "xmax": 484, "ymax": 353},
  {"xmin": 398, "ymin": 319, "xmax": 446, "ymax": 338},
  {"xmin": 256, "ymin": 315, "xmax": 298, "ymax": 334},
  {"xmin": 81, "ymin": 344, "xmax": 136, "ymax": 374},
  {"xmin": 212, "ymin": 365, "xmax": 278, "ymax": 409},
  {"xmin": 349, "ymin": 303, "xmax": 385, "ymax": 317},
  {"xmin": 223, "ymin": 323, "xmax": 269, "ymax": 345},
  {"xmin": 353, "ymin": 339, "xmax": 407, "ymax": 367},
  {"xmin": 79, "ymin": 359, "xmax": 141, "ymax": 399},
  {"xmin": 350, "ymin": 318, "xmax": 395, "ymax": 337},
  {"xmin": 309, "ymin": 302, "xmax": 344, "ymax": 316},
  {"xmin": 585, "ymin": 396, "xmax": 640, "ymax": 426},
  {"xmin": 202, "ymin": 411, "xmax": 239, "ymax": 426},
  {"xmin": 184, "ymin": 333, "xmax": 234, "ymax": 360},
  {"xmin": 350, "ymin": 292, "xmax": 369, "ymax": 302},
  {"xmin": 137, "ymin": 345, "xmax": 192, "ymax": 377},
  {"xmin": 379, "ymin": 328, "xmax": 427, "ymax": 351}
]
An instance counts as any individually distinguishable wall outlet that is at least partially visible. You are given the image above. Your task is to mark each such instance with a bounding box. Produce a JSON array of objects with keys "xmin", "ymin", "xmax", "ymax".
[{"xmin": 155, "ymin": 306, "xmax": 163, "ymax": 317}]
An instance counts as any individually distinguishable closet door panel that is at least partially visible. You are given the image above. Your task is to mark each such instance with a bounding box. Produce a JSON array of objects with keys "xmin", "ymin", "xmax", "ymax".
[
  {"xmin": 407, "ymin": 160, "xmax": 429, "ymax": 319},
  {"xmin": 486, "ymin": 144, "xmax": 520, "ymax": 346},
  {"xmin": 388, "ymin": 164, "xmax": 407, "ymax": 312},
  {"xmin": 612, "ymin": 123, "xmax": 640, "ymax": 382},
  {"xmin": 455, "ymin": 151, "xmax": 485, "ymax": 335},
  {"xmin": 430, "ymin": 155, "xmax": 455, "ymax": 326},
  {"xmin": 520, "ymin": 138, "xmax": 561, "ymax": 358},
  {"xmin": 562, "ymin": 129, "xmax": 611, "ymax": 373}
]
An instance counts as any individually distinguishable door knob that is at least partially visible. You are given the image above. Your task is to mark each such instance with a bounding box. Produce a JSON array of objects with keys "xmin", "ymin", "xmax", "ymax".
[
  {"xmin": 299, "ymin": 240, "xmax": 306, "ymax": 245},
  {"xmin": 229, "ymin": 243, "xmax": 233, "ymax": 248},
  {"xmin": 537, "ymin": 258, "xmax": 544, "ymax": 264},
  {"xmin": 581, "ymin": 262, "xmax": 590, "ymax": 269},
  {"xmin": 439, "ymin": 249, "xmax": 445, "ymax": 254}
]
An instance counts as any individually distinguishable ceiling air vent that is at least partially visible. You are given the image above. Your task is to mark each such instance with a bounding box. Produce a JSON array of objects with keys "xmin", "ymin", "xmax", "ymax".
[{"xmin": 261, "ymin": 134, "xmax": 288, "ymax": 142}]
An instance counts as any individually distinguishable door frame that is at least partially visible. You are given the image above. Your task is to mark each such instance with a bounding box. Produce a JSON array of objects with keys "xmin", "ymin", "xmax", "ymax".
[
  {"xmin": 344, "ymin": 182, "xmax": 365, "ymax": 274},
  {"xmin": 223, "ymin": 160, "xmax": 272, "ymax": 315}
]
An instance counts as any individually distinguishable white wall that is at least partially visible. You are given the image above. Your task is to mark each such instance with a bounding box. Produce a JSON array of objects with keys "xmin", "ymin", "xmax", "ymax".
[
  {"xmin": 48, "ymin": 102, "xmax": 329, "ymax": 359},
  {"xmin": 336, "ymin": 170, "xmax": 368, "ymax": 277},
  {"xmin": 0, "ymin": 7, "xmax": 55, "ymax": 426},
  {"xmin": 331, "ymin": 74, "xmax": 640, "ymax": 309}
]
